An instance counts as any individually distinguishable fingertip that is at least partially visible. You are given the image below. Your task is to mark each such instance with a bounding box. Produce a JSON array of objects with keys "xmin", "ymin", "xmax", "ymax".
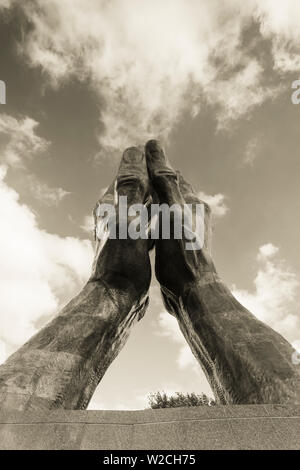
[
  {"xmin": 145, "ymin": 139, "xmax": 163, "ymax": 154},
  {"xmin": 122, "ymin": 146, "xmax": 144, "ymax": 163}
]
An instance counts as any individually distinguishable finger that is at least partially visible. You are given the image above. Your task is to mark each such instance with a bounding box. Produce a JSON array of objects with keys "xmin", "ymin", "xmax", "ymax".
[
  {"xmin": 176, "ymin": 171, "xmax": 212, "ymax": 253},
  {"xmin": 145, "ymin": 140, "xmax": 184, "ymax": 206},
  {"xmin": 146, "ymin": 140, "xmax": 211, "ymax": 253},
  {"xmin": 94, "ymin": 147, "xmax": 151, "ymax": 238},
  {"xmin": 92, "ymin": 146, "xmax": 152, "ymax": 293},
  {"xmin": 117, "ymin": 146, "xmax": 150, "ymax": 205}
]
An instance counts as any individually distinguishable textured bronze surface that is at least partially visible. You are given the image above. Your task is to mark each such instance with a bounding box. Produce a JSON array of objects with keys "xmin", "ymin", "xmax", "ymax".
[
  {"xmin": 145, "ymin": 140, "xmax": 300, "ymax": 404},
  {"xmin": 0, "ymin": 147, "xmax": 152, "ymax": 410},
  {"xmin": 0, "ymin": 141, "xmax": 299, "ymax": 410}
]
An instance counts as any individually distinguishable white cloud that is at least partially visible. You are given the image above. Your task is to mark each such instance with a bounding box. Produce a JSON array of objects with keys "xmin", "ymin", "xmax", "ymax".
[
  {"xmin": 0, "ymin": 114, "xmax": 49, "ymax": 167},
  {"xmin": 0, "ymin": 0, "xmax": 13, "ymax": 9},
  {"xmin": 254, "ymin": 0, "xmax": 300, "ymax": 72},
  {"xmin": 244, "ymin": 137, "xmax": 260, "ymax": 166},
  {"xmin": 233, "ymin": 244, "xmax": 299, "ymax": 342},
  {"xmin": 257, "ymin": 243, "xmax": 279, "ymax": 261},
  {"xmin": 205, "ymin": 59, "xmax": 277, "ymax": 131},
  {"xmin": 0, "ymin": 114, "xmax": 88, "ymax": 361},
  {"xmin": 0, "ymin": 340, "xmax": 6, "ymax": 365},
  {"xmin": 157, "ymin": 311, "xmax": 199, "ymax": 371},
  {"xmin": 4, "ymin": 0, "xmax": 299, "ymax": 156},
  {"xmin": 0, "ymin": 113, "xmax": 70, "ymax": 206},
  {"xmin": 80, "ymin": 215, "xmax": 94, "ymax": 234},
  {"xmin": 25, "ymin": 174, "xmax": 70, "ymax": 206},
  {"xmin": 197, "ymin": 192, "xmax": 228, "ymax": 218},
  {"xmin": 0, "ymin": 166, "xmax": 93, "ymax": 359}
]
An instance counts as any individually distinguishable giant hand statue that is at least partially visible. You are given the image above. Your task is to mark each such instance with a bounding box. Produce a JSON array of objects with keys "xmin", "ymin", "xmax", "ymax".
[
  {"xmin": 0, "ymin": 141, "xmax": 299, "ymax": 410},
  {"xmin": 146, "ymin": 139, "xmax": 300, "ymax": 404},
  {"xmin": 0, "ymin": 147, "xmax": 152, "ymax": 410}
]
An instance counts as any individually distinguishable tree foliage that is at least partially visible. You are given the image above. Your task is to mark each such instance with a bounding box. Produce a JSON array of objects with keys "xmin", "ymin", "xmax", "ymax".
[{"xmin": 148, "ymin": 391, "xmax": 216, "ymax": 409}]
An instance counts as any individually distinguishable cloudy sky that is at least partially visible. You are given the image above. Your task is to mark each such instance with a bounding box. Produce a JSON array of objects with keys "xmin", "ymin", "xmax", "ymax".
[{"xmin": 0, "ymin": 0, "xmax": 300, "ymax": 409}]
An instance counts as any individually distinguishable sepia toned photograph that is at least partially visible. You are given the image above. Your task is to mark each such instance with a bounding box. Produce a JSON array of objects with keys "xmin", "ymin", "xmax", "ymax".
[{"xmin": 0, "ymin": 0, "xmax": 299, "ymax": 456}]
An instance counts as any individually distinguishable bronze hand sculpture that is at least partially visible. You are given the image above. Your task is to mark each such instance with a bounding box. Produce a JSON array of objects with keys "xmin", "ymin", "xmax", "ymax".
[
  {"xmin": 146, "ymin": 140, "xmax": 300, "ymax": 405},
  {"xmin": 0, "ymin": 147, "xmax": 152, "ymax": 410},
  {"xmin": 0, "ymin": 141, "xmax": 299, "ymax": 410}
]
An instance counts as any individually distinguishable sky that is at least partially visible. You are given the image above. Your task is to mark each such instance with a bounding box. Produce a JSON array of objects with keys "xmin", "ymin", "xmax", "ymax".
[{"xmin": 0, "ymin": 0, "xmax": 300, "ymax": 410}]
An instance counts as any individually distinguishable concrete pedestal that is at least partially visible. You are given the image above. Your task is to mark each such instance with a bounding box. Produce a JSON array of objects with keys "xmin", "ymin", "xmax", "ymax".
[{"xmin": 0, "ymin": 405, "xmax": 299, "ymax": 450}]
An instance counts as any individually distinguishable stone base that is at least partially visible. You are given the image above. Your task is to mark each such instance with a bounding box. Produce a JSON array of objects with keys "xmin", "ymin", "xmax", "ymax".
[{"xmin": 0, "ymin": 405, "xmax": 299, "ymax": 450}]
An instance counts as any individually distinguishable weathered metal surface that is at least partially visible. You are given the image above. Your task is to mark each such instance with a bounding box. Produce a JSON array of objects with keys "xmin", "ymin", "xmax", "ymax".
[
  {"xmin": 0, "ymin": 147, "xmax": 151, "ymax": 410},
  {"xmin": 145, "ymin": 140, "xmax": 300, "ymax": 404},
  {"xmin": 0, "ymin": 141, "xmax": 299, "ymax": 411}
]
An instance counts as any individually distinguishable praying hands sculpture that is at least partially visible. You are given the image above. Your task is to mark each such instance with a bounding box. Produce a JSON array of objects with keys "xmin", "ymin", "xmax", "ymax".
[{"xmin": 0, "ymin": 140, "xmax": 299, "ymax": 410}]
